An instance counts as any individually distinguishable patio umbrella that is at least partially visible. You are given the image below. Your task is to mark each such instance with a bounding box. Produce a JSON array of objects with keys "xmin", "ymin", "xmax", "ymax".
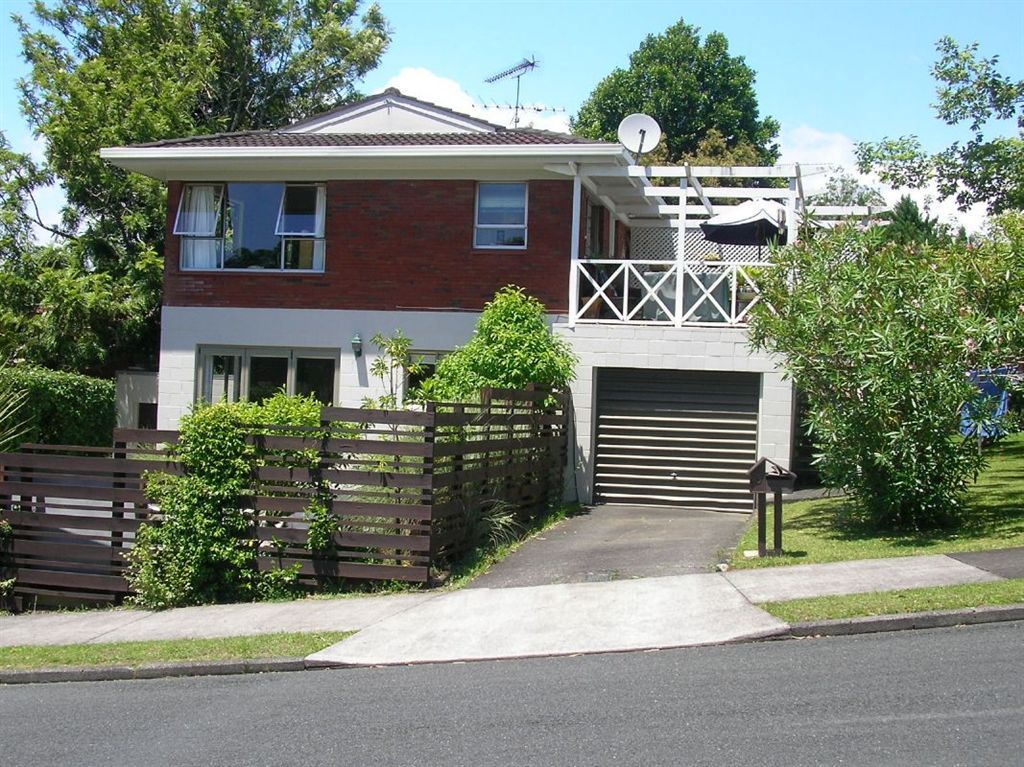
[{"xmin": 699, "ymin": 199, "xmax": 790, "ymax": 246}]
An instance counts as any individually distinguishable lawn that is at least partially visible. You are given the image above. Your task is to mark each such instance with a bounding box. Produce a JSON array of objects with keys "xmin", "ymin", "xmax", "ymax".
[
  {"xmin": 764, "ymin": 578, "xmax": 1024, "ymax": 623},
  {"xmin": 0, "ymin": 631, "xmax": 352, "ymax": 671},
  {"xmin": 731, "ymin": 432, "xmax": 1024, "ymax": 569}
]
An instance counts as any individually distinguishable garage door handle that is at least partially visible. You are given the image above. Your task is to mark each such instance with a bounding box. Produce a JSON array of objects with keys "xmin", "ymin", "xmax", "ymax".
[{"xmin": 670, "ymin": 472, "xmax": 678, "ymax": 480}]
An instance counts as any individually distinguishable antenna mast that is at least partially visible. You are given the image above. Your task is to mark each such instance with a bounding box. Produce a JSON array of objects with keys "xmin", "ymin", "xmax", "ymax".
[{"xmin": 485, "ymin": 57, "xmax": 538, "ymax": 128}]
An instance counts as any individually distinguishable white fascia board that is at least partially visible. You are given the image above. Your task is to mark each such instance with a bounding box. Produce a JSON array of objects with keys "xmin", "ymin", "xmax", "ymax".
[
  {"xmin": 100, "ymin": 144, "xmax": 627, "ymax": 181},
  {"xmin": 100, "ymin": 144, "xmax": 624, "ymax": 160}
]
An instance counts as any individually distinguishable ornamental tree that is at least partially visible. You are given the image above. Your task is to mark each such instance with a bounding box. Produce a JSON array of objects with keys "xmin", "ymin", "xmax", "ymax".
[
  {"xmin": 416, "ymin": 287, "xmax": 577, "ymax": 402},
  {"xmin": 748, "ymin": 215, "xmax": 1024, "ymax": 531}
]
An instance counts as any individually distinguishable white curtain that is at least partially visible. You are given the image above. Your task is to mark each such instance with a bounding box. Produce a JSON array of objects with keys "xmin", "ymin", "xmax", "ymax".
[
  {"xmin": 179, "ymin": 185, "xmax": 221, "ymax": 269},
  {"xmin": 315, "ymin": 185, "xmax": 326, "ymax": 237}
]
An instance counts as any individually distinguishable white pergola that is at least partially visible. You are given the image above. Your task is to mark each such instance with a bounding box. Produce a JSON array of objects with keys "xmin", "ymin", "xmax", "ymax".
[{"xmin": 559, "ymin": 162, "xmax": 887, "ymax": 327}]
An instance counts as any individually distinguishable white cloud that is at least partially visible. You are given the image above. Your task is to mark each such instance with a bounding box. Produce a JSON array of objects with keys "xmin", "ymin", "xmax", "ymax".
[
  {"xmin": 382, "ymin": 67, "xmax": 571, "ymax": 133},
  {"xmin": 779, "ymin": 122, "xmax": 989, "ymax": 233}
]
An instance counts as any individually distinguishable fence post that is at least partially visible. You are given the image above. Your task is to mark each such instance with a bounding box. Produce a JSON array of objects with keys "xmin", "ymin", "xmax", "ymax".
[
  {"xmin": 111, "ymin": 439, "xmax": 127, "ymax": 602},
  {"xmin": 423, "ymin": 403, "xmax": 437, "ymax": 574}
]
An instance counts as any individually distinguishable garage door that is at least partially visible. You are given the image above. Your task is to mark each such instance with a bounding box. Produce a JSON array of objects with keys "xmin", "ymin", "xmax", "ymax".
[{"xmin": 594, "ymin": 368, "xmax": 760, "ymax": 511}]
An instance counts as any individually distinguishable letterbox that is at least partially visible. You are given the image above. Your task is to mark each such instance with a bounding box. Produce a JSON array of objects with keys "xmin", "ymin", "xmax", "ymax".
[{"xmin": 747, "ymin": 457, "xmax": 797, "ymax": 494}]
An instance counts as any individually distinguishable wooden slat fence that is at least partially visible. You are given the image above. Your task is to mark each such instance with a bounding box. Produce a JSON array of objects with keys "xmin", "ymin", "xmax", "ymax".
[
  {"xmin": 0, "ymin": 431, "xmax": 179, "ymax": 608},
  {"xmin": 0, "ymin": 389, "xmax": 567, "ymax": 607}
]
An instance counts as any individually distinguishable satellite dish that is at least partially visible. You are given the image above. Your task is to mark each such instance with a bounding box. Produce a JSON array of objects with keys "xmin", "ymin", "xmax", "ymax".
[{"xmin": 617, "ymin": 113, "xmax": 662, "ymax": 157}]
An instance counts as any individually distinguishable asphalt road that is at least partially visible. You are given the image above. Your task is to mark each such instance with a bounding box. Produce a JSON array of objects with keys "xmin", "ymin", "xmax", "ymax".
[{"xmin": 2, "ymin": 622, "xmax": 1022, "ymax": 766}]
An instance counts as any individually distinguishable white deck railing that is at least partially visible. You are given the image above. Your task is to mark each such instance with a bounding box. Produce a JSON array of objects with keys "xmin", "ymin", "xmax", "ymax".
[{"xmin": 570, "ymin": 259, "xmax": 772, "ymax": 327}]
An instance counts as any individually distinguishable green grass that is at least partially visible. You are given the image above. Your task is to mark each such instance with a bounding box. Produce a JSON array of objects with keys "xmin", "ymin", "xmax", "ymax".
[
  {"xmin": 764, "ymin": 578, "xmax": 1024, "ymax": 623},
  {"xmin": 0, "ymin": 631, "xmax": 352, "ymax": 671},
  {"xmin": 732, "ymin": 433, "xmax": 1024, "ymax": 569}
]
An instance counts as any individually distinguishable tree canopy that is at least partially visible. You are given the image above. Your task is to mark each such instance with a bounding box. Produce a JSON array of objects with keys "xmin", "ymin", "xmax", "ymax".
[
  {"xmin": 5, "ymin": 0, "xmax": 389, "ymax": 374},
  {"xmin": 856, "ymin": 37, "xmax": 1024, "ymax": 214},
  {"xmin": 571, "ymin": 20, "xmax": 779, "ymax": 165}
]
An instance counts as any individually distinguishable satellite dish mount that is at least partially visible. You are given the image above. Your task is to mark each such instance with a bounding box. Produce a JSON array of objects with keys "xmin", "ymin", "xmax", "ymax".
[{"xmin": 617, "ymin": 113, "xmax": 662, "ymax": 163}]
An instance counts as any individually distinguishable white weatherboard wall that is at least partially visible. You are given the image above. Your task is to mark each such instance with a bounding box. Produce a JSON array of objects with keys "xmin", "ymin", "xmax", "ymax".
[
  {"xmin": 554, "ymin": 323, "xmax": 795, "ymax": 505},
  {"xmin": 157, "ymin": 306, "xmax": 483, "ymax": 429}
]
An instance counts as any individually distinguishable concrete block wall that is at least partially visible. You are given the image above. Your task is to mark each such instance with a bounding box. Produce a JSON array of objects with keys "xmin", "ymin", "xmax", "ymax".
[
  {"xmin": 157, "ymin": 306, "xmax": 482, "ymax": 429},
  {"xmin": 554, "ymin": 322, "xmax": 795, "ymax": 504}
]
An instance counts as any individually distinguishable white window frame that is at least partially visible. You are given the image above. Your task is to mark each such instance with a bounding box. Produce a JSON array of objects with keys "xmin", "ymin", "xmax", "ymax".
[
  {"xmin": 197, "ymin": 346, "xmax": 339, "ymax": 404},
  {"xmin": 474, "ymin": 182, "xmax": 528, "ymax": 250},
  {"xmin": 177, "ymin": 183, "xmax": 327, "ymax": 273}
]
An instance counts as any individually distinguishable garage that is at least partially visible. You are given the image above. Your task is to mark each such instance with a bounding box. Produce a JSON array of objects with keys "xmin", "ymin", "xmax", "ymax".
[{"xmin": 593, "ymin": 368, "xmax": 760, "ymax": 512}]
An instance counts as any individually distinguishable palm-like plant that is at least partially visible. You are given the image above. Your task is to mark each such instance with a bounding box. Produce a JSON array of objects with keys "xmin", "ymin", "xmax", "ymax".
[{"xmin": 0, "ymin": 361, "xmax": 27, "ymax": 453}]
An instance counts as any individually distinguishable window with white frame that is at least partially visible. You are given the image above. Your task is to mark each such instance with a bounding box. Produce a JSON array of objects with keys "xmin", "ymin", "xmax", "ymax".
[
  {"xmin": 474, "ymin": 182, "xmax": 527, "ymax": 248},
  {"xmin": 198, "ymin": 347, "xmax": 337, "ymax": 405},
  {"xmin": 175, "ymin": 183, "xmax": 326, "ymax": 271}
]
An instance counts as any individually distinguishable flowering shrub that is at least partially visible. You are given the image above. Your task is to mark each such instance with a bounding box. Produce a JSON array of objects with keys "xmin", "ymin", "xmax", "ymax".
[{"xmin": 749, "ymin": 214, "xmax": 1024, "ymax": 530}]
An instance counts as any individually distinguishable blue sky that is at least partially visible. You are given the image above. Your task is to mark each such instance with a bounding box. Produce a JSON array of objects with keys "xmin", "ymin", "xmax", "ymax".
[{"xmin": 1, "ymin": 0, "xmax": 1022, "ymax": 229}]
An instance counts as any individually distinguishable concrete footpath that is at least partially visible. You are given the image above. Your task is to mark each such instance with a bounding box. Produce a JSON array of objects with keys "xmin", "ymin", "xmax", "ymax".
[{"xmin": 2, "ymin": 550, "xmax": 1019, "ymax": 675}]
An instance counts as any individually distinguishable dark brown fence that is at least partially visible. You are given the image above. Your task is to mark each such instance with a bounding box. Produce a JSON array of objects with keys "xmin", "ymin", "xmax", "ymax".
[
  {"xmin": 0, "ymin": 390, "xmax": 567, "ymax": 607},
  {"xmin": 0, "ymin": 431, "xmax": 179, "ymax": 608}
]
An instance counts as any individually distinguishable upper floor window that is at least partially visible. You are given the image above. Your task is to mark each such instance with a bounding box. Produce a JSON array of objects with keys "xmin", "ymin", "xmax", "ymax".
[
  {"xmin": 474, "ymin": 183, "xmax": 527, "ymax": 249},
  {"xmin": 174, "ymin": 183, "xmax": 326, "ymax": 271}
]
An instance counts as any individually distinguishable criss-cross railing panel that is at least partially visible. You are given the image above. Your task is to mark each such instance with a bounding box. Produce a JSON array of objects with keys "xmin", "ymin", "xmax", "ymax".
[{"xmin": 571, "ymin": 260, "xmax": 772, "ymax": 326}]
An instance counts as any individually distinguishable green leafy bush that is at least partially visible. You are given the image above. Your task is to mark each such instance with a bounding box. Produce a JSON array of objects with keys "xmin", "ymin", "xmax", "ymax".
[
  {"xmin": 749, "ymin": 214, "xmax": 1024, "ymax": 531},
  {"xmin": 416, "ymin": 286, "xmax": 577, "ymax": 402},
  {"xmin": 0, "ymin": 364, "xmax": 114, "ymax": 446},
  {"xmin": 128, "ymin": 393, "xmax": 323, "ymax": 608}
]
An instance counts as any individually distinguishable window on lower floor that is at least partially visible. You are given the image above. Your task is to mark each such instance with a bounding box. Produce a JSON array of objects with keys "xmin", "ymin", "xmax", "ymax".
[
  {"xmin": 198, "ymin": 347, "xmax": 338, "ymax": 405},
  {"xmin": 175, "ymin": 183, "xmax": 326, "ymax": 271},
  {"xmin": 405, "ymin": 351, "xmax": 446, "ymax": 400}
]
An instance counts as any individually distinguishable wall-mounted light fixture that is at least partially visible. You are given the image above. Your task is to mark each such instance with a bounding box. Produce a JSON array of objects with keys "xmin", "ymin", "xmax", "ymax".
[{"xmin": 351, "ymin": 333, "xmax": 363, "ymax": 358}]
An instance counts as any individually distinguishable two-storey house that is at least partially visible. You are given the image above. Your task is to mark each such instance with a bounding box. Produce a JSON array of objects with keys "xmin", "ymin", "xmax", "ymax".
[{"xmin": 103, "ymin": 89, "xmax": 860, "ymax": 512}]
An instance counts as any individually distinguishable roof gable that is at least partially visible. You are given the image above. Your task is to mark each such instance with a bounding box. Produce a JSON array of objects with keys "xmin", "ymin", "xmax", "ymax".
[{"xmin": 283, "ymin": 88, "xmax": 503, "ymax": 135}]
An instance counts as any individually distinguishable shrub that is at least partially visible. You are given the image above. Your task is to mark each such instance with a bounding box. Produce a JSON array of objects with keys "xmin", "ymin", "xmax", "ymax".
[
  {"xmin": 416, "ymin": 286, "xmax": 577, "ymax": 402},
  {"xmin": 749, "ymin": 215, "xmax": 1024, "ymax": 531},
  {"xmin": 127, "ymin": 393, "xmax": 323, "ymax": 608},
  {"xmin": 0, "ymin": 364, "xmax": 114, "ymax": 446}
]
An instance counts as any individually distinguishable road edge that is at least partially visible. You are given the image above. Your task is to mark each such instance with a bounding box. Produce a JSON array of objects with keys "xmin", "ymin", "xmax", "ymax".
[
  {"xmin": 4, "ymin": 604, "xmax": 1023, "ymax": 684},
  {"xmin": 784, "ymin": 603, "xmax": 1024, "ymax": 638}
]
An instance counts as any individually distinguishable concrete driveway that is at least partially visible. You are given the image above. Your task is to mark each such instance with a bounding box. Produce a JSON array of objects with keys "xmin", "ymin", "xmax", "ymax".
[{"xmin": 468, "ymin": 504, "xmax": 751, "ymax": 589}]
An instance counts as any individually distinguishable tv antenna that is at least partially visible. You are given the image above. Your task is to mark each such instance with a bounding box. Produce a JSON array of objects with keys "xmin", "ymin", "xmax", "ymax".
[
  {"xmin": 485, "ymin": 57, "xmax": 538, "ymax": 128},
  {"xmin": 617, "ymin": 113, "xmax": 662, "ymax": 162}
]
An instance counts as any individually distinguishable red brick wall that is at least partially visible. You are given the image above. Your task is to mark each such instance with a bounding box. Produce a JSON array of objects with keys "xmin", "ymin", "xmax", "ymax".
[{"xmin": 162, "ymin": 179, "xmax": 573, "ymax": 312}]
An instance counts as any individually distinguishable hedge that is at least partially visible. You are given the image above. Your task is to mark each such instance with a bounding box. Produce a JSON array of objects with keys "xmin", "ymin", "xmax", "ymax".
[{"xmin": 0, "ymin": 365, "xmax": 115, "ymax": 447}]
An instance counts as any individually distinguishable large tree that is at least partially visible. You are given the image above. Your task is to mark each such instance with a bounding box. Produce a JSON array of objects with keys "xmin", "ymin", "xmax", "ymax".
[
  {"xmin": 857, "ymin": 37, "xmax": 1024, "ymax": 214},
  {"xmin": 8, "ymin": 0, "xmax": 389, "ymax": 373},
  {"xmin": 572, "ymin": 20, "xmax": 779, "ymax": 165}
]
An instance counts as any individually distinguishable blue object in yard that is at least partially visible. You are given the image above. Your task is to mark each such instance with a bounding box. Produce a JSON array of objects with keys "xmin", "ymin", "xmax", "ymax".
[{"xmin": 960, "ymin": 370, "xmax": 1010, "ymax": 439}]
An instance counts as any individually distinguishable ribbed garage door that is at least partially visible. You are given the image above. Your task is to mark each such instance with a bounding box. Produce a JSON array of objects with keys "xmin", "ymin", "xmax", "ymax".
[{"xmin": 594, "ymin": 369, "xmax": 760, "ymax": 511}]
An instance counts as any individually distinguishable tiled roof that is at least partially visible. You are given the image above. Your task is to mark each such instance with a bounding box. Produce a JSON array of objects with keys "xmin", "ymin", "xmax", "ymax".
[{"xmin": 133, "ymin": 130, "xmax": 613, "ymax": 149}]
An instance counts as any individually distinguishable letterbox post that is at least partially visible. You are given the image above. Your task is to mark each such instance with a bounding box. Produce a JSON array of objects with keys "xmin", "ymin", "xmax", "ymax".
[{"xmin": 757, "ymin": 491, "xmax": 768, "ymax": 557}]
